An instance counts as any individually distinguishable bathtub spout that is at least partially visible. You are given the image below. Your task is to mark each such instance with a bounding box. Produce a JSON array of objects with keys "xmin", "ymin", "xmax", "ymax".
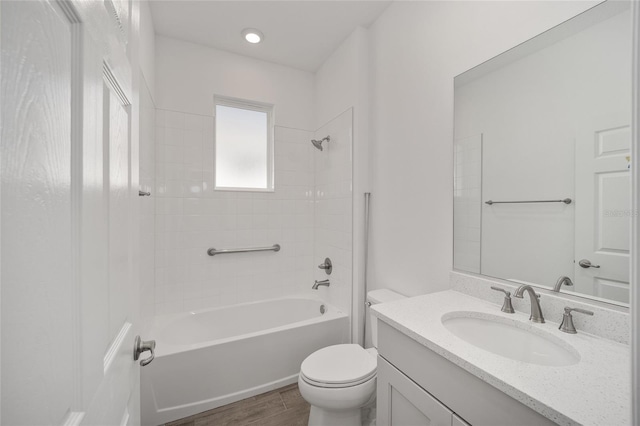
[{"xmin": 312, "ymin": 279, "xmax": 330, "ymax": 290}]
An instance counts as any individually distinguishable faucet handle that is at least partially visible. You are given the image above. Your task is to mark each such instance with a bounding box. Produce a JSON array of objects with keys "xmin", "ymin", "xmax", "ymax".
[
  {"xmin": 565, "ymin": 307, "xmax": 594, "ymax": 316},
  {"xmin": 490, "ymin": 286, "xmax": 515, "ymax": 314},
  {"xmin": 559, "ymin": 306, "xmax": 594, "ymax": 334},
  {"xmin": 317, "ymin": 257, "xmax": 332, "ymax": 275},
  {"xmin": 490, "ymin": 286, "xmax": 510, "ymax": 297}
]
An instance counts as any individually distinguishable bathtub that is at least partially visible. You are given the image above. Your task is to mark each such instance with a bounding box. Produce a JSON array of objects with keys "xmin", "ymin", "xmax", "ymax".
[{"xmin": 140, "ymin": 297, "xmax": 349, "ymax": 425}]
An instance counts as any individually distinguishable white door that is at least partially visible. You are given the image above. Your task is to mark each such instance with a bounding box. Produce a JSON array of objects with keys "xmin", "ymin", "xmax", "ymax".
[
  {"xmin": 574, "ymin": 115, "xmax": 631, "ymax": 303},
  {"xmin": 1, "ymin": 0, "xmax": 146, "ymax": 424}
]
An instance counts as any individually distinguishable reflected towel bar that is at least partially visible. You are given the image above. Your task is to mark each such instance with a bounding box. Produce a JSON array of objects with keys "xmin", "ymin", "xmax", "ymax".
[
  {"xmin": 485, "ymin": 198, "xmax": 572, "ymax": 205},
  {"xmin": 207, "ymin": 244, "xmax": 281, "ymax": 257}
]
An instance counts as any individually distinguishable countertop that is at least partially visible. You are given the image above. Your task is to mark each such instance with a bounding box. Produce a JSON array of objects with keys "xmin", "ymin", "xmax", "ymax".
[{"xmin": 371, "ymin": 290, "xmax": 630, "ymax": 426}]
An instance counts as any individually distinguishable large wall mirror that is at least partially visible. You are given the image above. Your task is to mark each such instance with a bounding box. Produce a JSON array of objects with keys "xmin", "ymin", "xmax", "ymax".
[{"xmin": 453, "ymin": 1, "xmax": 632, "ymax": 306}]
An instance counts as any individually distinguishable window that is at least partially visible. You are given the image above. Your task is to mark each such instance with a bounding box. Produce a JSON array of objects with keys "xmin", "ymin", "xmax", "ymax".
[{"xmin": 214, "ymin": 96, "xmax": 274, "ymax": 191}]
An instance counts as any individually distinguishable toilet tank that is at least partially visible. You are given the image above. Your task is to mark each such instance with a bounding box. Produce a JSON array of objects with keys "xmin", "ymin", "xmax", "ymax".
[{"xmin": 367, "ymin": 289, "xmax": 406, "ymax": 348}]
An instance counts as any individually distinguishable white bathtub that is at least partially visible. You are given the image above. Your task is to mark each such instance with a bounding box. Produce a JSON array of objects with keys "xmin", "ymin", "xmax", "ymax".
[{"xmin": 141, "ymin": 297, "xmax": 349, "ymax": 425}]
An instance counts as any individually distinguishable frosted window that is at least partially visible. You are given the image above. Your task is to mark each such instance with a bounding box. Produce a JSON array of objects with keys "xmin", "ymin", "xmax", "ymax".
[{"xmin": 215, "ymin": 102, "xmax": 272, "ymax": 190}]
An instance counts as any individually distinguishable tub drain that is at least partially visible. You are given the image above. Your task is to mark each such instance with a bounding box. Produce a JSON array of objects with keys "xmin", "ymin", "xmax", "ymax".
[{"xmin": 320, "ymin": 304, "xmax": 326, "ymax": 314}]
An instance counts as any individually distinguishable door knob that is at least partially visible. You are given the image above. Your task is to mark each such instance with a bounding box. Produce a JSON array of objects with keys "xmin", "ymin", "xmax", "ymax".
[
  {"xmin": 134, "ymin": 335, "xmax": 156, "ymax": 366},
  {"xmin": 578, "ymin": 259, "xmax": 600, "ymax": 269}
]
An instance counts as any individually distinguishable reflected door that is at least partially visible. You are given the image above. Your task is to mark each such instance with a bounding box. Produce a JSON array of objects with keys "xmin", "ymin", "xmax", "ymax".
[{"xmin": 574, "ymin": 116, "xmax": 630, "ymax": 303}]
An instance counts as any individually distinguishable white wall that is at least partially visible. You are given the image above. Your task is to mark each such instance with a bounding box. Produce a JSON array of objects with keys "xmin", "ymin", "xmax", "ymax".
[
  {"xmin": 139, "ymin": 0, "xmax": 155, "ymax": 100},
  {"xmin": 367, "ymin": 0, "xmax": 600, "ymax": 298},
  {"xmin": 315, "ymin": 27, "xmax": 367, "ymax": 129},
  {"xmin": 315, "ymin": 27, "xmax": 369, "ymax": 344},
  {"xmin": 155, "ymin": 36, "xmax": 315, "ymax": 130}
]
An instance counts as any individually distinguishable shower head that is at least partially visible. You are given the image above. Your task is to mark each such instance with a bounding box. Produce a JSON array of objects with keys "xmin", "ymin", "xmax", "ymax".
[
  {"xmin": 311, "ymin": 136, "xmax": 330, "ymax": 151},
  {"xmin": 311, "ymin": 139, "xmax": 323, "ymax": 151}
]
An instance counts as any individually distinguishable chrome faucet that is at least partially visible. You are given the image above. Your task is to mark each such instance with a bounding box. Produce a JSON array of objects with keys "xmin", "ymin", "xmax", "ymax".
[
  {"xmin": 552, "ymin": 276, "xmax": 573, "ymax": 292},
  {"xmin": 312, "ymin": 279, "xmax": 330, "ymax": 290},
  {"xmin": 559, "ymin": 306, "xmax": 594, "ymax": 334},
  {"xmin": 513, "ymin": 285, "xmax": 545, "ymax": 323},
  {"xmin": 490, "ymin": 286, "xmax": 515, "ymax": 313}
]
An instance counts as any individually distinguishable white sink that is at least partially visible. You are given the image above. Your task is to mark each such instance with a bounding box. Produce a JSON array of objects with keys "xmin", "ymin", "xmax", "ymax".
[{"xmin": 442, "ymin": 312, "xmax": 580, "ymax": 366}]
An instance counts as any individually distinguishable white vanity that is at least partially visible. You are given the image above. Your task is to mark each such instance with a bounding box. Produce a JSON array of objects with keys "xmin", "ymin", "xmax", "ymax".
[{"xmin": 372, "ymin": 290, "xmax": 630, "ymax": 426}]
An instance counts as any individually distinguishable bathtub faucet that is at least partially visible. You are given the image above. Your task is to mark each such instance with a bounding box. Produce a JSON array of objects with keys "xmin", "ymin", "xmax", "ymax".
[{"xmin": 312, "ymin": 279, "xmax": 330, "ymax": 290}]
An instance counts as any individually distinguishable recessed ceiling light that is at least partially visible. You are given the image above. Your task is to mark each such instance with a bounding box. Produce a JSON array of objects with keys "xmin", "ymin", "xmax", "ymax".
[{"xmin": 242, "ymin": 28, "xmax": 263, "ymax": 44}]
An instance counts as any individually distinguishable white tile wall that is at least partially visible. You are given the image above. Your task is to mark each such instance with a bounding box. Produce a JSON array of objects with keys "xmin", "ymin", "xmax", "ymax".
[
  {"xmin": 153, "ymin": 108, "xmax": 316, "ymax": 315},
  {"xmin": 453, "ymin": 134, "xmax": 482, "ymax": 273},
  {"xmin": 140, "ymin": 80, "xmax": 156, "ymax": 321},
  {"xmin": 313, "ymin": 109, "xmax": 353, "ymax": 314}
]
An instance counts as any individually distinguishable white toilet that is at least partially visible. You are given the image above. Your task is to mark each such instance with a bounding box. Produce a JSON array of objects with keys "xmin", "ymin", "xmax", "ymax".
[{"xmin": 298, "ymin": 289, "xmax": 406, "ymax": 426}]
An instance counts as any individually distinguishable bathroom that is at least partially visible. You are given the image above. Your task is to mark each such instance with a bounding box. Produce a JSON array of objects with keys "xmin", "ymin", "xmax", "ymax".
[{"xmin": 1, "ymin": 0, "xmax": 639, "ymax": 425}]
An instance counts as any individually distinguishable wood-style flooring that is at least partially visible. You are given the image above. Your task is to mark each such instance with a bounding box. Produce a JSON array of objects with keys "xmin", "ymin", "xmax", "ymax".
[{"xmin": 165, "ymin": 383, "xmax": 310, "ymax": 426}]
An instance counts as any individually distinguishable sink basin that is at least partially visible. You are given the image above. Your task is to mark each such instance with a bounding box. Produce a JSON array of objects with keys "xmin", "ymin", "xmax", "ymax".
[{"xmin": 441, "ymin": 312, "xmax": 580, "ymax": 366}]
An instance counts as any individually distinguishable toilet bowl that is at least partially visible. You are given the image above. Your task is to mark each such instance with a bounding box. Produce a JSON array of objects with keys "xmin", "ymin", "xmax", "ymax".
[
  {"xmin": 298, "ymin": 289, "xmax": 406, "ymax": 426},
  {"xmin": 298, "ymin": 345, "xmax": 377, "ymax": 426}
]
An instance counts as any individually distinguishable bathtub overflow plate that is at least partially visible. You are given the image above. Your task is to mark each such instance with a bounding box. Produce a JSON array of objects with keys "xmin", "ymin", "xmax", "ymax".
[{"xmin": 320, "ymin": 304, "xmax": 326, "ymax": 315}]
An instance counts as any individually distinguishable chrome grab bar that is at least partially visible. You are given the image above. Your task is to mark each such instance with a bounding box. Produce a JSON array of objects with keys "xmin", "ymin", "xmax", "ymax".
[
  {"xmin": 485, "ymin": 198, "xmax": 571, "ymax": 205},
  {"xmin": 207, "ymin": 244, "xmax": 281, "ymax": 257}
]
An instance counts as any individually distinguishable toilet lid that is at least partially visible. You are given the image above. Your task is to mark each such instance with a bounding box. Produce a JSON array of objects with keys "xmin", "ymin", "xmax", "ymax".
[{"xmin": 300, "ymin": 344, "xmax": 377, "ymax": 386}]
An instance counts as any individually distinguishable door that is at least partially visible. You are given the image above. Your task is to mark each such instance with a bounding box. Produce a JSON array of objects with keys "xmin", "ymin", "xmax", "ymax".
[
  {"xmin": 377, "ymin": 357, "xmax": 454, "ymax": 426},
  {"xmin": 1, "ymin": 0, "xmax": 145, "ymax": 424},
  {"xmin": 574, "ymin": 115, "xmax": 631, "ymax": 303}
]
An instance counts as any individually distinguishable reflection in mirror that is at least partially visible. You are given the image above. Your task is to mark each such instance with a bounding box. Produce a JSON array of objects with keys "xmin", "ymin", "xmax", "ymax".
[{"xmin": 453, "ymin": 1, "xmax": 631, "ymax": 305}]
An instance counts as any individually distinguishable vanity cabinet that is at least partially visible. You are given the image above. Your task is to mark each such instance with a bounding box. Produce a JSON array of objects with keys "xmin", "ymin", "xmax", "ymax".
[
  {"xmin": 378, "ymin": 356, "xmax": 469, "ymax": 426},
  {"xmin": 376, "ymin": 321, "xmax": 556, "ymax": 426}
]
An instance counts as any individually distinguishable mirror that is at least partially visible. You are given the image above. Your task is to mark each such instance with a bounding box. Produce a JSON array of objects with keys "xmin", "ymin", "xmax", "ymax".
[{"xmin": 453, "ymin": 1, "xmax": 632, "ymax": 306}]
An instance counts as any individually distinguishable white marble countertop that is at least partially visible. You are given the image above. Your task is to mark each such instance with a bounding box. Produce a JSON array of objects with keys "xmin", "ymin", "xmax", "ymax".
[{"xmin": 371, "ymin": 290, "xmax": 631, "ymax": 426}]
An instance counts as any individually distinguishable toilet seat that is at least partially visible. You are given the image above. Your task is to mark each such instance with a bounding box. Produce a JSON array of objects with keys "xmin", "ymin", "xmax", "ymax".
[
  {"xmin": 300, "ymin": 370, "xmax": 376, "ymax": 388},
  {"xmin": 300, "ymin": 344, "xmax": 377, "ymax": 389}
]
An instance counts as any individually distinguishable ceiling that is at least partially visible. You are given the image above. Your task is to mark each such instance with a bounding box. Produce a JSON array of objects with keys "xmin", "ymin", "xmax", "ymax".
[{"xmin": 149, "ymin": 1, "xmax": 392, "ymax": 72}]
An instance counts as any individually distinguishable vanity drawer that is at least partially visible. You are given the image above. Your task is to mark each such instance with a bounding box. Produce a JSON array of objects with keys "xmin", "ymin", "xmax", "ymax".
[{"xmin": 378, "ymin": 321, "xmax": 556, "ymax": 426}]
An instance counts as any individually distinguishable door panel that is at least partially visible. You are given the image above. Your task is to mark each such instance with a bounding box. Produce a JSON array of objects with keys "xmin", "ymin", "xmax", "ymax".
[
  {"xmin": 107, "ymin": 86, "xmax": 133, "ymax": 341},
  {"xmin": 598, "ymin": 171, "xmax": 630, "ymax": 252},
  {"xmin": 82, "ymin": 73, "xmax": 137, "ymax": 426},
  {"xmin": 1, "ymin": 1, "xmax": 75, "ymax": 423},
  {"xmin": 1, "ymin": 0, "xmax": 141, "ymax": 424},
  {"xmin": 574, "ymin": 117, "xmax": 630, "ymax": 303}
]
